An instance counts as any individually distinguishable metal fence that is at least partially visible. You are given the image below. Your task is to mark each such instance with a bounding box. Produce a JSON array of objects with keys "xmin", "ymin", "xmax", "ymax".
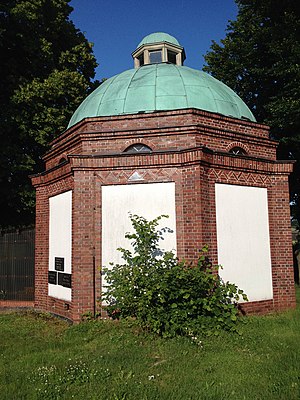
[{"xmin": 0, "ymin": 229, "xmax": 35, "ymax": 301}]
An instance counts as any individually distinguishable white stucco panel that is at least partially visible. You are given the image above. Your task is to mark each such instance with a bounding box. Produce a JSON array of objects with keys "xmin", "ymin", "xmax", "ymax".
[
  {"xmin": 102, "ymin": 182, "xmax": 177, "ymax": 272},
  {"xmin": 215, "ymin": 184, "xmax": 273, "ymax": 302},
  {"xmin": 48, "ymin": 190, "xmax": 72, "ymax": 301}
]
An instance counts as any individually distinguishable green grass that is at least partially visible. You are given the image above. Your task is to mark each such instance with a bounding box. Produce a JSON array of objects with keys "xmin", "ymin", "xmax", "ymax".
[{"xmin": 1, "ymin": 289, "xmax": 300, "ymax": 400}]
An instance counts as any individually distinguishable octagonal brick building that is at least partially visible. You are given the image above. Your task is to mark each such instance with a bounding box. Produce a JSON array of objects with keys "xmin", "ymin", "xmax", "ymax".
[{"xmin": 32, "ymin": 33, "xmax": 296, "ymax": 321}]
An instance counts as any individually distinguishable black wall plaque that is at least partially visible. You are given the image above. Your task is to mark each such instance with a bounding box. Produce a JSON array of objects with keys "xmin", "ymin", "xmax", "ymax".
[
  {"xmin": 48, "ymin": 271, "xmax": 57, "ymax": 285},
  {"xmin": 55, "ymin": 257, "xmax": 65, "ymax": 271},
  {"xmin": 58, "ymin": 272, "xmax": 72, "ymax": 288}
]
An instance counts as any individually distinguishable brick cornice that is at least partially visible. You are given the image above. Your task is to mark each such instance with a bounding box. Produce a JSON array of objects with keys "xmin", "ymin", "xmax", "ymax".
[
  {"xmin": 66, "ymin": 147, "xmax": 293, "ymax": 175},
  {"xmin": 33, "ymin": 146, "xmax": 294, "ymax": 188},
  {"xmin": 44, "ymin": 126, "xmax": 276, "ymax": 164},
  {"xmin": 44, "ymin": 109, "xmax": 272, "ymax": 162},
  {"xmin": 31, "ymin": 165, "xmax": 73, "ymax": 187},
  {"xmin": 53, "ymin": 107, "xmax": 268, "ymax": 143}
]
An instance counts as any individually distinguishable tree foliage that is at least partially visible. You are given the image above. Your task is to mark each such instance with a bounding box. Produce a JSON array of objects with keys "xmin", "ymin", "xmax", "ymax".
[
  {"xmin": 102, "ymin": 215, "xmax": 247, "ymax": 338},
  {"xmin": 0, "ymin": 0, "xmax": 99, "ymax": 228},
  {"xmin": 204, "ymin": 0, "xmax": 300, "ymax": 221}
]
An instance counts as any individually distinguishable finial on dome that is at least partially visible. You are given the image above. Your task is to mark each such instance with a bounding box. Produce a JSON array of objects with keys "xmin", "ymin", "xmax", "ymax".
[{"xmin": 132, "ymin": 32, "xmax": 186, "ymax": 68}]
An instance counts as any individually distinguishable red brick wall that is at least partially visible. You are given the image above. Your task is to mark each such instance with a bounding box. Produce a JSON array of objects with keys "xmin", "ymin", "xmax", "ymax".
[
  {"xmin": 32, "ymin": 109, "xmax": 295, "ymax": 321},
  {"xmin": 205, "ymin": 165, "xmax": 295, "ymax": 311},
  {"xmin": 33, "ymin": 175, "xmax": 75, "ymax": 320},
  {"xmin": 44, "ymin": 109, "xmax": 276, "ymax": 170}
]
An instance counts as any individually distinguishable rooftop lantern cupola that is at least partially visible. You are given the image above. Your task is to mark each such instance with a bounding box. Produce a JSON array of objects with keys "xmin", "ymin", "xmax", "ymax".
[{"xmin": 132, "ymin": 32, "xmax": 186, "ymax": 68}]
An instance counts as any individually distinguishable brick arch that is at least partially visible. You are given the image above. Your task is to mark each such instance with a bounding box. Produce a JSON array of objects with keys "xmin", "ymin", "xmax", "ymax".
[
  {"xmin": 226, "ymin": 142, "xmax": 249, "ymax": 155},
  {"xmin": 122, "ymin": 138, "xmax": 154, "ymax": 153},
  {"xmin": 56, "ymin": 153, "xmax": 68, "ymax": 165}
]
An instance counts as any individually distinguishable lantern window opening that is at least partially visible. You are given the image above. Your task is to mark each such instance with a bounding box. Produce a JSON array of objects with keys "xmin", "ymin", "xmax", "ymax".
[
  {"xmin": 138, "ymin": 53, "xmax": 144, "ymax": 66},
  {"xmin": 132, "ymin": 39, "xmax": 185, "ymax": 68},
  {"xmin": 167, "ymin": 50, "xmax": 177, "ymax": 64},
  {"xmin": 149, "ymin": 50, "xmax": 162, "ymax": 64}
]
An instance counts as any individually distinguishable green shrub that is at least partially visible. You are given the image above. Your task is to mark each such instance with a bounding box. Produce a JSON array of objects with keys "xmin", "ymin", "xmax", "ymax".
[{"xmin": 102, "ymin": 214, "xmax": 247, "ymax": 337}]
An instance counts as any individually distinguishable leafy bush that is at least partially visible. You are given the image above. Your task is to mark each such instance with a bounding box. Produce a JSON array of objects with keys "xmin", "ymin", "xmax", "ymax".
[{"xmin": 102, "ymin": 215, "xmax": 247, "ymax": 337}]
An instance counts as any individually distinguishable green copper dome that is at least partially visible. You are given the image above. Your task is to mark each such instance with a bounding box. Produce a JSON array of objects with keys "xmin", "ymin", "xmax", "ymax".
[
  {"xmin": 137, "ymin": 32, "xmax": 180, "ymax": 48},
  {"xmin": 68, "ymin": 63, "xmax": 256, "ymax": 128}
]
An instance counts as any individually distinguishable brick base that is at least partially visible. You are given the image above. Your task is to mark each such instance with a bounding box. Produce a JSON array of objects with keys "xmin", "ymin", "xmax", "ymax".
[{"xmin": 0, "ymin": 301, "xmax": 35, "ymax": 308}]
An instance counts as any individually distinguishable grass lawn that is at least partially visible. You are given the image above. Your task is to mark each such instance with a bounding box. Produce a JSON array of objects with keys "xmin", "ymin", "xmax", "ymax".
[{"xmin": 1, "ymin": 289, "xmax": 300, "ymax": 400}]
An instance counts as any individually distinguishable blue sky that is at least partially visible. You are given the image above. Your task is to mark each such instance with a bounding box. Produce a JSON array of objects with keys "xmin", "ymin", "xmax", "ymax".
[{"xmin": 69, "ymin": 0, "xmax": 238, "ymax": 80}]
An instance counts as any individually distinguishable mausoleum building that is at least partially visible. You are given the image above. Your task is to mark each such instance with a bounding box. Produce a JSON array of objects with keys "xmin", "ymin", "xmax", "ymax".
[{"xmin": 31, "ymin": 33, "xmax": 296, "ymax": 321}]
